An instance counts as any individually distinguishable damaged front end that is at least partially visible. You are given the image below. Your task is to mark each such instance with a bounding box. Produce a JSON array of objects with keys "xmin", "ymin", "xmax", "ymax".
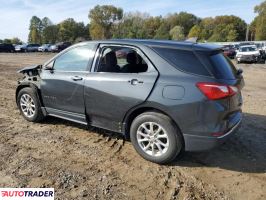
[{"xmin": 17, "ymin": 65, "xmax": 42, "ymax": 85}]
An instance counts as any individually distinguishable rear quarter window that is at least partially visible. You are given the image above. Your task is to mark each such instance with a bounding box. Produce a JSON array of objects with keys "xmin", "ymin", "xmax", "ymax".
[
  {"xmin": 153, "ymin": 47, "xmax": 210, "ymax": 76},
  {"xmin": 197, "ymin": 52, "xmax": 237, "ymax": 80}
]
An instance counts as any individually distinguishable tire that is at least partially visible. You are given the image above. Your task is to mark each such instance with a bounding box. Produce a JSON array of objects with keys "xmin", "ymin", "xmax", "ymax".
[
  {"xmin": 17, "ymin": 87, "xmax": 45, "ymax": 122},
  {"xmin": 130, "ymin": 112, "xmax": 183, "ymax": 164}
]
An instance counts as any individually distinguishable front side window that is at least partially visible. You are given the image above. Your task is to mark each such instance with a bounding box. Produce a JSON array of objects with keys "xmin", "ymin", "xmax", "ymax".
[
  {"xmin": 53, "ymin": 44, "xmax": 95, "ymax": 71},
  {"xmin": 96, "ymin": 46, "xmax": 148, "ymax": 73}
]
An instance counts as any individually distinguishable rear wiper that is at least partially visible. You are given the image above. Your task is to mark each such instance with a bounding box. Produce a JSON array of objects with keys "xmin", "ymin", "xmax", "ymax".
[{"xmin": 236, "ymin": 68, "xmax": 243, "ymax": 76}]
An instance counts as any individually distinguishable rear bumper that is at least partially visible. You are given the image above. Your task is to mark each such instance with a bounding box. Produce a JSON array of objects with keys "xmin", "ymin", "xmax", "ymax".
[{"xmin": 183, "ymin": 117, "xmax": 242, "ymax": 151}]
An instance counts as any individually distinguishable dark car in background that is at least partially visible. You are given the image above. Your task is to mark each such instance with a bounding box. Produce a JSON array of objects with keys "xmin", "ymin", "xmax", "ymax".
[
  {"xmin": 0, "ymin": 43, "xmax": 15, "ymax": 52},
  {"xmin": 50, "ymin": 42, "xmax": 71, "ymax": 52},
  {"xmin": 222, "ymin": 45, "xmax": 236, "ymax": 59},
  {"xmin": 15, "ymin": 40, "xmax": 244, "ymax": 164}
]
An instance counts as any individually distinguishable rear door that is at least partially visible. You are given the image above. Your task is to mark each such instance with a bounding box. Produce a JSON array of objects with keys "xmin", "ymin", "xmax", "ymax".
[{"xmin": 84, "ymin": 44, "xmax": 158, "ymax": 132}]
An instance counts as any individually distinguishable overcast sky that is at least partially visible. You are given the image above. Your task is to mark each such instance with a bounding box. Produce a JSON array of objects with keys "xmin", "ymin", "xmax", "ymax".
[{"xmin": 0, "ymin": 0, "xmax": 263, "ymax": 42}]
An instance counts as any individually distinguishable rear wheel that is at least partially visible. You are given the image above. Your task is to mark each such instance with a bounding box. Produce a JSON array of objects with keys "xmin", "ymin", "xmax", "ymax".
[
  {"xmin": 17, "ymin": 87, "xmax": 45, "ymax": 122},
  {"xmin": 130, "ymin": 112, "xmax": 183, "ymax": 164}
]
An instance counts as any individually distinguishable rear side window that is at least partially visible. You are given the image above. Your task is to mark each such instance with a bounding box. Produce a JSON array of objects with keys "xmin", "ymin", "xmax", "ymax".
[
  {"xmin": 198, "ymin": 52, "xmax": 237, "ymax": 80},
  {"xmin": 153, "ymin": 47, "xmax": 210, "ymax": 76}
]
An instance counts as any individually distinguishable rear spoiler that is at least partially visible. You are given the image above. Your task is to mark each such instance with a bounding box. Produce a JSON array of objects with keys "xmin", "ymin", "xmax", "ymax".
[{"xmin": 186, "ymin": 37, "xmax": 198, "ymax": 43}]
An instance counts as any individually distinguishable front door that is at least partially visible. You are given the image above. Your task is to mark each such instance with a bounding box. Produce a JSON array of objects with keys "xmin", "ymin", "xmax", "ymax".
[
  {"xmin": 40, "ymin": 44, "xmax": 96, "ymax": 122},
  {"xmin": 84, "ymin": 45, "xmax": 158, "ymax": 132}
]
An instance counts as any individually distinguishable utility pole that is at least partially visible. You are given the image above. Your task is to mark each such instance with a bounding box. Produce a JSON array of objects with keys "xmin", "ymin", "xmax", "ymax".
[{"xmin": 246, "ymin": 24, "xmax": 249, "ymax": 41}]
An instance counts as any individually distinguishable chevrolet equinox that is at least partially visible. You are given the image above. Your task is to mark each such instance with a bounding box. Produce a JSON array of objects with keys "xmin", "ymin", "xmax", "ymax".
[{"xmin": 16, "ymin": 40, "xmax": 244, "ymax": 164}]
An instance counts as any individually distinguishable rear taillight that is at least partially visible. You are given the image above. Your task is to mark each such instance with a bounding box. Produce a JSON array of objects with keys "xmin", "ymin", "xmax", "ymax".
[{"xmin": 196, "ymin": 82, "xmax": 238, "ymax": 100}]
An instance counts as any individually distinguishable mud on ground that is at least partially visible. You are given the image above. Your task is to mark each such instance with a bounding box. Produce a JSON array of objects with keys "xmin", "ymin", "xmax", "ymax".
[{"xmin": 0, "ymin": 53, "xmax": 265, "ymax": 200}]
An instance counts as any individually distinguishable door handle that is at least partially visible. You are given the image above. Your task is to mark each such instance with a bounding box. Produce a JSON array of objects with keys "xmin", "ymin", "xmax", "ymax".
[
  {"xmin": 128, "ymin": 79, "xmax": 144, "ymax": 85},
  {"xmin": 71, "ymin": 76, "xmax": 83, "ymax": 81}
]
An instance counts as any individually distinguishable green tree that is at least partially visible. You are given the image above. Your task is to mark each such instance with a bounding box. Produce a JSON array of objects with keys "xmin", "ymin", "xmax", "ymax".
[
  {"xmin": 169, "ymin": 26, "xmax": 185, "ymax": 40},
  {"xmin": 89, "ymin": 5, "xmax": 123, "ymax": 39},
  {"xmin": 144, "ymin": 16, "xmax": 162, "ymax": 39},
  {"xmin": 249, "ymin": 17, "xmax": 257, "ymax": 41},
  {"xmin": 154, "ymin": 22, "xmax": 170, "ymax": 39},
  {"xmin": 11, "ymin": 37, "xmax": 22, "ymax": 44},
  {"xmin": 42, "ymin": 17, "xmax": 52, "ymax": 28},
  {"xmin": 3, "ymin": 39, "xmax": 12, "ymax": 44},
  {"xmin": 254, "ymin": 1, "xmax": 266, "ymax": 40},
  {"xmin": 42, "ymin": 25, "xmax": 59, "ymax": 43},
  {"xmin": 166, "ymin": 12, "xmax": 200, "ymax": 36},
  {"xmin": 58, "ymin": 18, "xmax": 89, "ymax": 43},
  {"xmin": 28, "ymin": 16, "xmax": 42, "ymax": 43},
  {"xmin": 188, "ymin": 25, "xmax": 201, "ymax": 39}
]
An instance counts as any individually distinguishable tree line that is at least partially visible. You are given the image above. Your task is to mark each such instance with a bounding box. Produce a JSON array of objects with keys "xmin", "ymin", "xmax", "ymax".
[
  {"xmin": 1, "ymin": 1, "xmax": 266, "ymax": 44},
  {"xmin": 27, "ymin": 16, "xmax": 90, "ymax": 44}
]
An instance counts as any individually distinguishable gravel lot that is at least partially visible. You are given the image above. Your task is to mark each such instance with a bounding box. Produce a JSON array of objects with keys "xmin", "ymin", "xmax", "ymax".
[{"xmin": 0, "ymin": 53, "xmax": 265, "ymax": 200}]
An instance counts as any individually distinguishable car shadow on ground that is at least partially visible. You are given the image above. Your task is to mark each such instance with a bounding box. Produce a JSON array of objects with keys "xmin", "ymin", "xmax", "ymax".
[
  {"xmin": 42, "ymin": 116, "xmax": 124, "ymax": 140},
  {"xmin": 41, "ymin": 112, "xmax": 266, "ymax": 173},
  {"xmin": 173, "ymin": 112, "xmax": 266, "ymax": 173}
]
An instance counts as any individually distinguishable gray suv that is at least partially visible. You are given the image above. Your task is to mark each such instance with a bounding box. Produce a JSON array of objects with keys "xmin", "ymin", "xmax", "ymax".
[{"xmin": 16, "ymin": 40, "xmax": 244, "ymax": 164}]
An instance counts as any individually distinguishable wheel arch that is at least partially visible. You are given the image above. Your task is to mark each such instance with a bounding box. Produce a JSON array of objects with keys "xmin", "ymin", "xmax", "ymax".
[
  {"xmin": 16, "ymin": 83, "xmax": 44, "ymax": 107},
  {"xmin": 122, "ymin": 105, "xmax": 184, "ymax": 146}
]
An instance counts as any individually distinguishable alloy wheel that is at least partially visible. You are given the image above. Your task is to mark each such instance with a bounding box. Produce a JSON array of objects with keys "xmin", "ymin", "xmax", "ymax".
[
  {"xmin": 136, "ymin": 122, "xmax": 169, "ymax": 157},
  {"xmin": 20, "ymin": 94, "xmax": 35, "ymax": 118}
]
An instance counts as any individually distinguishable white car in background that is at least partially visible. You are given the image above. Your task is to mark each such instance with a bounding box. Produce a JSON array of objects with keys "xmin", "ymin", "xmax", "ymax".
[
  {"xmin": 38, "ymin": 44, "xmax": 52, "ymax": 52},
  {"xmin": 235, "ymin": 45, "xmax": 261, "ymax": 63}
]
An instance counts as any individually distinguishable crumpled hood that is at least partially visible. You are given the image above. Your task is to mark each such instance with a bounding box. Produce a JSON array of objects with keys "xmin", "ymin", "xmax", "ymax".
[{"xmin": 17, "ymin": 65, "xmax": 41, "ymax": 74}]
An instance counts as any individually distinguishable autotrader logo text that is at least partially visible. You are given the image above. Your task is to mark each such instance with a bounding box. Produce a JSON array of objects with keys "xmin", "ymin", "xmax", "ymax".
[{"xmin": 0, "ymin": 188, "xmax": 54, "ymax": 200}]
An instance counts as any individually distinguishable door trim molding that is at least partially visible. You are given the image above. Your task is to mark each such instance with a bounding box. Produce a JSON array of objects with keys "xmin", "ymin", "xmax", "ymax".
[{"xmin": 46, "ymin": 107, "xmax": 87, "ymax": 125}]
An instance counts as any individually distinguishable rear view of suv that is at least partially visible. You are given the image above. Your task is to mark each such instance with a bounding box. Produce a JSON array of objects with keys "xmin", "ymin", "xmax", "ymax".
[{"xmin": 16, "ymin": 40, "xmax": 244, "ymax": 164}]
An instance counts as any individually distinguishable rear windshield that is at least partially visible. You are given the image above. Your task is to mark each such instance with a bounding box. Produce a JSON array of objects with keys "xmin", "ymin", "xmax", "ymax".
[
  {"xmin": 198, "ymin": 52, "xmax": 237, "ymax": 80},
  {"xmin": 153, "ymin": 47, "xmax": 210, "ymax": 76}
]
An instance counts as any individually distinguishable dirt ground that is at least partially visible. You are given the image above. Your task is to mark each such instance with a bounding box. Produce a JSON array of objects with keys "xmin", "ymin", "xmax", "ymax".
[{"xmin": 0, "ymin": 53, "xmax": 265, "ymax": 200}]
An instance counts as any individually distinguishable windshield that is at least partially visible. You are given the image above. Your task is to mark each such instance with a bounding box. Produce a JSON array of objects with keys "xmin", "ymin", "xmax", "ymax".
[{"xmin": 240, "ymin": 46, "xmax": 257, "ymax": 52}]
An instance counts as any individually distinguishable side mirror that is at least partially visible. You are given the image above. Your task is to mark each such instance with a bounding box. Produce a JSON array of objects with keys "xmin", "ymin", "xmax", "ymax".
[
  {"xmin": 44, "ymin": 65, "xmax": 53, "ymax": 70},
  {"xmin": 43, "ymin": 60, "xmax": 54, "ymax": 71}
]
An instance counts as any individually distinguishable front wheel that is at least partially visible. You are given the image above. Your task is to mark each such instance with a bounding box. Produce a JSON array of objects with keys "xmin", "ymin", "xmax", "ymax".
[
  {"xmin": 130, "ymin": 112, "xmax": 183, "ymax": 164},
  {"xmin": 17, "ymin": 87, "xmax": 45, "ymax": 122}
]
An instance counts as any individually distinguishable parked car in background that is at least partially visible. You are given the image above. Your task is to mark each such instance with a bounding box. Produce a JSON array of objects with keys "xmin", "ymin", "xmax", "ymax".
[
  {"xmin": 222, "ymin": 45, "xmax": 236, "ymax": 59},
  {"xmin": 239, "ymin": 42, "xmax": 254, "ymax": 47},
  {"xmin": 16, "ymin": 40, "xmax": 244, "ymax": 164},
  {"xmin": 233, "ymin": 44, "xmax": 240, "ymax": 51},
  {"xmin": 236, "ymin": 45, "xmax": 263, "ymax": 63},
  {"xmin": 50, "ymin": 42, "xmax": 71, "ymax": 52},
  {"xmin": 38, "ymin": 44, "xmax": 52, "ymax": 52},
  {"xmin": 15, "ymin": 44, "xmax": 26, "ymax": 52},
  {"xmin": 262, "ymin": 43, "xmax": 266, "ymax": 51},
  {"xmin": 15, "ymin": 44, "xmax": 40, "ymax": 52},
  {"xmin": 0, "ymin": 43, "xmax": 15, "ymax": 52},
  {"xmin": 255, "ymin": 43, "xmax": 264, "ymax": 51}
]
